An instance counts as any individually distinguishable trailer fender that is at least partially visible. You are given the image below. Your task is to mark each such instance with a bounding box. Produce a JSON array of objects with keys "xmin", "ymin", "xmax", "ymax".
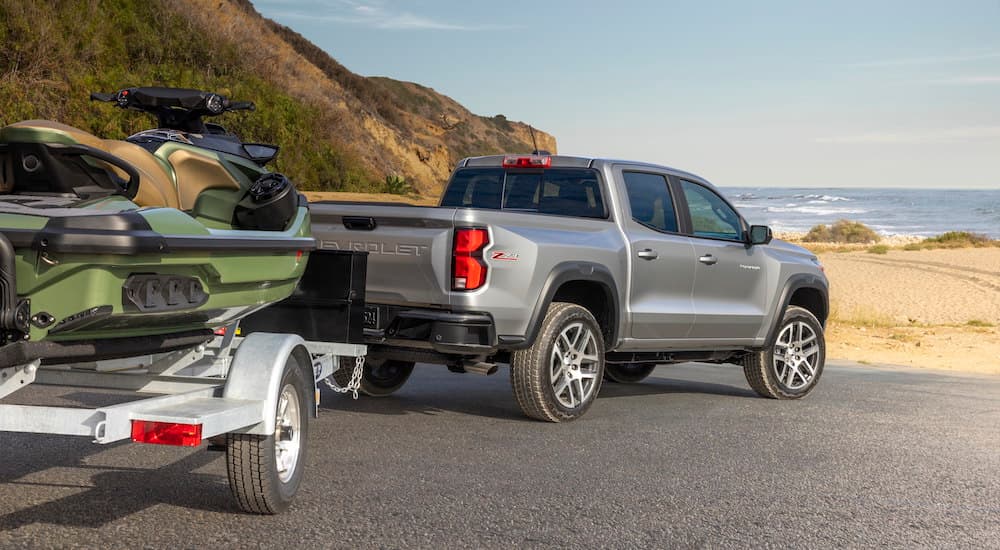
[{"xmin": 223, "ymin": 332, "xmax": 311, "ymax": 436}]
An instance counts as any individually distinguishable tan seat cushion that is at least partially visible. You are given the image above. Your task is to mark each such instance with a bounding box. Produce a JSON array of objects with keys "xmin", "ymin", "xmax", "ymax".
[
  {"xmin": 100, "ymin": 140, "xmax": 179, "ymax": 209},
  {"xmin": 1, "ymin": 120, "xmax": 179, "ymax": 208}
]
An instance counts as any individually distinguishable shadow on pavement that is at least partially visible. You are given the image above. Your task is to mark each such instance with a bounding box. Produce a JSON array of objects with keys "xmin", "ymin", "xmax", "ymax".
[
  {"xmin": 319, "ymin": 364, "xmax": 757, "ymax": 420},
  {"xmin": 0, "ymin": 447, "xmax": 232, "ymax": 530},
  {"xmin": 598, "ymin": 376, "xmax": 756, "ymax": 400}
]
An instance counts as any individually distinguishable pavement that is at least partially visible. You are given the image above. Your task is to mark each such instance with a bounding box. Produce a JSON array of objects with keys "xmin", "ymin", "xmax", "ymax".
[{"xmin": 0, "ymin": 361, "xmax": 997, "ymax": 549}]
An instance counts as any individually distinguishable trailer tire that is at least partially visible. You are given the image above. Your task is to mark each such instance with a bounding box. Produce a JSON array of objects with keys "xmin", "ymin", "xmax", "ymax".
[
  {"xmin": 332, "ymin": 357, "xmax": 414, "ymax": 397},
  {"xmin": 227, "ymin": 353, "xmax": 310, "ymax": 514},
  {"xmin": 510, "ymin": 302, "xmax": 605, "ymax": 422}
]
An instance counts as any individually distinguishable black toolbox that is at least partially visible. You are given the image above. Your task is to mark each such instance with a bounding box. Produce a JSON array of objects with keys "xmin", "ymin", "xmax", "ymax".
[{"xmin": 241, "ymin": 250, "xmax": 367, "ymax": 344}]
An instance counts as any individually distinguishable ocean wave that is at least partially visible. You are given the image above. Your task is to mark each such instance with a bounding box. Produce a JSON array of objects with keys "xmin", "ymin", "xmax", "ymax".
[
  {"xmin": 765, "ymin": 206, "xmax": 868, "ymax": 215},
  {"xmin": 793, "ymin": 194, "xmax": 852, "ymax": 202}
]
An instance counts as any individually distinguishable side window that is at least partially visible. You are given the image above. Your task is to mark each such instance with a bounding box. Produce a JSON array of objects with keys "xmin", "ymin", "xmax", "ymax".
[
  {"xmin": 623, "ymin": 171, "xmax": 678, "ymax": 233},
  {"xmin": 679, "ymin": 180, "xmax": 742, "ymax": 240}
]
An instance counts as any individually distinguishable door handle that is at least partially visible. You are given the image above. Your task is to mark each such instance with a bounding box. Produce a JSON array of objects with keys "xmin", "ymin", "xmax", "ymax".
[
  {"xmin": 343, "ymin": 216, "xmax": 377, "ymax": 231},
  {"xmin": 698, "ymin": 254, "xmax": 718, "ymax": 265},
  {"xmin": 637, "ymin": 249, "xmax": 659, "ymax": 260}
]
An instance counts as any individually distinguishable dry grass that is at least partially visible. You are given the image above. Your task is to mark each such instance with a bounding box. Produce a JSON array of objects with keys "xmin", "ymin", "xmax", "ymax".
[
  {"xmin": 302, "ymin": 191, "xmax": 436, "ymax": 205},
  {"xmin": 828, "ymin": 301, "xmax": 898, "ymax": 328}
]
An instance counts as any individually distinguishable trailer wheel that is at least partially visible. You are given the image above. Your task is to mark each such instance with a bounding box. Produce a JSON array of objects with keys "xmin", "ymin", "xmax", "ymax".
[
  {"xmin": 332, "ymin": 357, "xmax": 414, "ymax": 397},
  {"xmin": 227, "ymin": 353, "xmax": 310, "ymax": 514},
  {"xmin": 510, "ymin": 302, "xmax": 605, "ymax": 422}
]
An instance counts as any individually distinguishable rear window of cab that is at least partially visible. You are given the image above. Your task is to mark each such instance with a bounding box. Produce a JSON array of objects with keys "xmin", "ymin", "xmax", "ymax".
[{"xmin": 441, "ymin": 168, "xmax": 607, "ymax": 219}]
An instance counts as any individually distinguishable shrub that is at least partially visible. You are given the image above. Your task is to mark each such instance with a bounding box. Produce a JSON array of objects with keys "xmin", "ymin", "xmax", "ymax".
[
  {"xmin": 867, "ymin": 244, "xmax": 889, "ymax": 254},
  {"xmin": 922, "ymin": 231, "xmax": 992, "ymax": 246},
  {"xmin": 902, "ymin": 231, "xmax": 997, "ymax": 251},
  {"xmin": 383, "ymin": 174, "xmax": 413, "ymax": 195},
  {"xmin": 803, "ymin": 219, "xmax": 880, "ymax": 243}
]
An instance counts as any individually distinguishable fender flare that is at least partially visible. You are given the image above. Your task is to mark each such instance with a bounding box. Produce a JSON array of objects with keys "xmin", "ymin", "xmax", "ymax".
[
  {"xmin": 507, "ymin": 262, "xmax": 621, "ymax": 350},
  {"xmin": 223, "ymin": 332, "xmax": 314, "ymax": 435},
  {"xmin": 761, "ymin": 273, "xmax": 829, "ymax": 349}
]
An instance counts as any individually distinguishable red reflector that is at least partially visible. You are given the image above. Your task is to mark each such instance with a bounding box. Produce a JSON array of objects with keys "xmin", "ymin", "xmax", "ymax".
[
  {"xmin": 502, "ymin": 155, "xmax": 551, "ymax": 169},
  {"xmin": 131, "ymin": 420, "xmax": 203, "ymax": 447},
  {"xmin": 213, "ymin": 326, "xmax": 227, "ymax": 336},
  {"xmin": 452, "ymin": 228, "xmax": 490, "ymax": 291}
]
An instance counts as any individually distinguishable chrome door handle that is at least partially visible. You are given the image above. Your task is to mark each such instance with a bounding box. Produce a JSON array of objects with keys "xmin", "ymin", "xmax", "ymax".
[
  {"xmin": 637, "ymin": 249, "xmax": 659, "ymax": 260},
  {"xmin": 698, "ymin": 254, "xmax": 718, "ymax": 265}
]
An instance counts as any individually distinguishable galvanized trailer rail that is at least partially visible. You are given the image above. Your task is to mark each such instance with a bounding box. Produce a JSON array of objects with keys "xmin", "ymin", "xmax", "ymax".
[{"xmin": 0, "ymin": 324, "xmax": 366, "ymax": 514}]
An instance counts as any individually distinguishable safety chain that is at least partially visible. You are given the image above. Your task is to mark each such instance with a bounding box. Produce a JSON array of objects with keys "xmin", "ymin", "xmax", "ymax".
[{"xmin": 323, "ymin": 355, "xmax": 365, "ymax": 400}]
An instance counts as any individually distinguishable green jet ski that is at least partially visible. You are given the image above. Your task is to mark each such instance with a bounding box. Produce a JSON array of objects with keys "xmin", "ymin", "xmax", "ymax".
[{"xmin": 0, "ymin": 87, "xmax": 314, "ymax": 368}]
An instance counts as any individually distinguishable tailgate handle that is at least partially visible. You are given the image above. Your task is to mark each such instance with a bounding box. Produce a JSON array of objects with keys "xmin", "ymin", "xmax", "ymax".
[{"xmin": 343, "ymin": 216, "xmax": 377, "ymax": 231}]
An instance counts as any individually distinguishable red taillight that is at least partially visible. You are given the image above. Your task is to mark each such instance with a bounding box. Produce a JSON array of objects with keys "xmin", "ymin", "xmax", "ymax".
[
  {"xmin": 131, "ymin": 420, "xmax": 203, "ymax": 447},
  {"xmin": 502, "ymin": 155, "xmax": 551, "ymax": 169},
  {"xmin": 452, "ymin": 228, "xmax": 490, "ymax": 291}
]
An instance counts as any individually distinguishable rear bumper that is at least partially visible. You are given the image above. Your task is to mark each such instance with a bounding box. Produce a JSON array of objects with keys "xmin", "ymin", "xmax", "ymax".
[{"xmin": 364, "ymin": 306, "xmax": 497, "ymax": 356}]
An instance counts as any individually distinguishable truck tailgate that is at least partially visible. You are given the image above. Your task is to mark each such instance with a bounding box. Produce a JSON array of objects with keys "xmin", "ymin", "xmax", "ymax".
[{"xmin": 309, "ymin": 203, "xmax": 456, "ymax": 307}]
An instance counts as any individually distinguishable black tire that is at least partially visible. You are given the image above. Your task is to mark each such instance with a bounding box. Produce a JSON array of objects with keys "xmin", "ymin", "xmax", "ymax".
[
  {"xmin": 227, "ymin": 353, "xmax": 311, "ymax": 514},
  {"xmin": 741, "ymin": 305, "xmax": 826, "ymax": 399},
  {"xmin": 510, "ymin": 302, "xmax": 606, "ymax": 422},
  {"xmin": 332, "ymin": 357, "xmax": 415, "ymax": 397},
  {"xmin": 604, "ymin": 363, "xmax": 656, "ymax": 383}
]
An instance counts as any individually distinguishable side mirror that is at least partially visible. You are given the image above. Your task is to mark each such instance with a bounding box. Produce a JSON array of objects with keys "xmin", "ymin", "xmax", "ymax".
[
  {"xmin": 243, "ymin": 143, "xmax": 280, "ymax": 166},
  {"xmin": 749, "ymin": 225, "xmax": 773, "ymax": 246}
]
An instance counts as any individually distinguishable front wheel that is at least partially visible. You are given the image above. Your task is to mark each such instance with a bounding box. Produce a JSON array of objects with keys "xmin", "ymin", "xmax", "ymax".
[
  {"xmin": 227, "ymin": 353, "xmax": 311, "ymax": 514},
  {"xmin": 332, "ymin": 357, "xmax": 415, "ymax": 397},
  {"xmin": 510, "ymin": 302, "xmax": 606, "ymax": 422},
  {"xmin": 741, "ymin": 305, "xmax": 826, "ymax": 399}
]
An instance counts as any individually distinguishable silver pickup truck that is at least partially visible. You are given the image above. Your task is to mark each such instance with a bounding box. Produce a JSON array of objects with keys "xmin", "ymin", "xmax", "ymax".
[{"xmin": 312, "ymin": 154, "xmax": 829, "ymax": 422}]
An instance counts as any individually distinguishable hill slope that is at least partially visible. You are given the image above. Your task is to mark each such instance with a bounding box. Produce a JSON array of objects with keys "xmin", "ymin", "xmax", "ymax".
[{"xmin": 0, "ymin": 0, "xmax": 555, "ymax": 197}]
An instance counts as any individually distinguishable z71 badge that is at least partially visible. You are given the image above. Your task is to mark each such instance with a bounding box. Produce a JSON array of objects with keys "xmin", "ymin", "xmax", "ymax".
[{"xmin": 491, "ymin": 251, "xmax": 520, "ymax": 261}]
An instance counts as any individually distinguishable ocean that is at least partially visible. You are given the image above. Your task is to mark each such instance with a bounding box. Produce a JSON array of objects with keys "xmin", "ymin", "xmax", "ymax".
[{"xmin": 719, "ymin": 187, "xmax": 1000, "ymax": 239}]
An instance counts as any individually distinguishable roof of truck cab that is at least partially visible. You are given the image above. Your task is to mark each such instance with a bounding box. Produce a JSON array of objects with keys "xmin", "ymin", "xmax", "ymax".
[{"xmin": 458, "ymin": 155, "xmax": 713, "ymax": 187}]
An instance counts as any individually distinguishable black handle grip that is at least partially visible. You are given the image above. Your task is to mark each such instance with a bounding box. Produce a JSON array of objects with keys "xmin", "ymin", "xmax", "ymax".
[
  {"xmin": 343, "ymin": 216, "xmax": 377, "ymax": 231},
  {"xmin": 48, "ymin": 143, "xmax": 141, "ymax": 199},
  {"xmin": 227, "ymin": 101, "xmax": 256, "ymax": 112},
  {"xmin": 90, "ymin": 92, "xmax": 116, "ymax": 102}
]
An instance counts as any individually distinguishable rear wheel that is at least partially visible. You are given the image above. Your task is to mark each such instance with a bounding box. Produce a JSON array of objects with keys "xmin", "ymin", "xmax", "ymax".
[
  {"xmin": 604, "ymin": 363, "xmax": 656, "ymax": 383},
  {"xmin": 332, "ymin": 357, "xmax": 415, "ymax": 397},
  {"xmin": 741, "ymin": 305, "xmax": 826, "ymax": 399},
  {"xmin": 227, "ymin": 353, "xmax": 310, "ymax": 514},
  {"xmin": 510, "ymin": 302, "xmax": 605, "ymax": 422}
]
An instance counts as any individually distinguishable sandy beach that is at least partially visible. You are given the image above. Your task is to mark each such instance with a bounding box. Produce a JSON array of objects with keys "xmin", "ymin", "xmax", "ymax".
[{"xmin": 817, "ymin": 246, "xmax": 1000, "ymax": 375}]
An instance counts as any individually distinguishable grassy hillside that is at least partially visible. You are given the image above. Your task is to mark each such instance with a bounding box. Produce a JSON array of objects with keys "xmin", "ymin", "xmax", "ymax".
[{"xmin": 0, "ymin": 0, "xmax": 555, "ymax": 195}]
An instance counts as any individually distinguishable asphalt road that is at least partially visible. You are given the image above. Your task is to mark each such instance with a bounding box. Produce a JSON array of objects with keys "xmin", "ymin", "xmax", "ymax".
[{"xmin": 0, "ymin": 361, "xmax": 997, "ymax": 549}]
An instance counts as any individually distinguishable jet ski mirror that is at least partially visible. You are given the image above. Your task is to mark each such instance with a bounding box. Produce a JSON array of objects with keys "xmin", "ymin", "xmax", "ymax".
[{"xmin": 243, "ymin": 143, "xmax": 279, "ymax": 166}]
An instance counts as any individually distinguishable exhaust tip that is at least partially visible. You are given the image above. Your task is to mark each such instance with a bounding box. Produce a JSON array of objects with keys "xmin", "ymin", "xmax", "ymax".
[{"xmin": 462, "ymin": 360, "xmax": 498, "ymax": 376}]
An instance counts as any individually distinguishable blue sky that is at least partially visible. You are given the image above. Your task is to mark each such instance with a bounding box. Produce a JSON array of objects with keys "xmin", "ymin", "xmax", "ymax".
[{"xmin": 254, "ymin": 0, "xmax": 1000, "ymax": 189}]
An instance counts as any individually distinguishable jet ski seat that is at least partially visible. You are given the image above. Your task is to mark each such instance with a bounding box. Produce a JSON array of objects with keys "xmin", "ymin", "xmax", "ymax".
[{"xmin": 0, "ymin": 120, "xmax": 180, "ymax": 209}]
